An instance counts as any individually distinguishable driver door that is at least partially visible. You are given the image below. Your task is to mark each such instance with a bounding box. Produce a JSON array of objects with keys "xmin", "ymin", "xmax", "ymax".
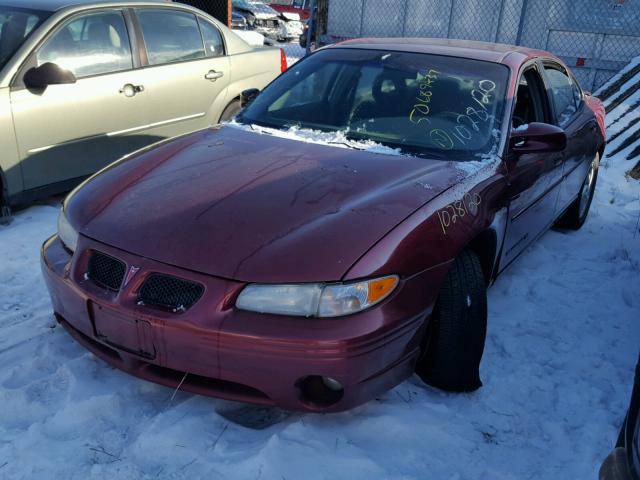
[
  {"xmin": 500, "ymin": 64, "xmax": 564, "ymax": 266},
  {"xmin": 10, "ymin": 9, "xmax": 151, "ymax": 191}
]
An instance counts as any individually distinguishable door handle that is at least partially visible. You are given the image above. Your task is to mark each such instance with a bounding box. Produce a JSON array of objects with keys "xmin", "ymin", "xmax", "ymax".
[
  {"xmin": 205, "ymin": 70, "xmax": 224, "ymax": 81},
  {"xmin": 120, "ymin": 84, "xmax": 144, "ymax": 97}
]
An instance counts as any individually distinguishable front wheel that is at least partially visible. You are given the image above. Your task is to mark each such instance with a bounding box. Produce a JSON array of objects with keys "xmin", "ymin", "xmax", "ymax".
[
  {"xmin": 0, "ymin": 202, "xmax": 12, "ymax": 225},
  {"xmin": 0, "ymin": 185, "xmax": 11, "ymax": 225},
  {"xmin": 416, "ymin": 249, "xmax": 487, "ymax": 392}
]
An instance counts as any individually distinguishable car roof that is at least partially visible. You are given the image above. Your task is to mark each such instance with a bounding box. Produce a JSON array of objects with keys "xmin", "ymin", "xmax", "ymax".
[
  {"xmin": 332, "ymin": 37, "xmax": 553, "ymax": 66},
  {"xmin": 0, "ymin": 0, "xmax": 166, "ymax": 13}
]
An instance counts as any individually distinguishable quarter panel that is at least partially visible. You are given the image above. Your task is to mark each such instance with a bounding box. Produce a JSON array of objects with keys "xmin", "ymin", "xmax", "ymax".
[{"xmin": 224, "ymin": 48, "xmax": 282, "ymax": 103}]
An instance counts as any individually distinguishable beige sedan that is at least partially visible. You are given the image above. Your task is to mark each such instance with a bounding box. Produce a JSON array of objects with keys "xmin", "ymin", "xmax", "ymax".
[{"xmin": 0, "ymin": 0, "xmax": 285, "ymax": 216}]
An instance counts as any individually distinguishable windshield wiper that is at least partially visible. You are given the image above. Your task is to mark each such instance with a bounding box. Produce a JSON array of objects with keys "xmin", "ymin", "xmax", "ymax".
[
  {"xmin": 344, "ymin": 131, "xmax": 453, "ymax": 160},
  {"xmin": 248, "ymin": 123, "xmax": 272, "ymax": 134},
  {"xmin": 328, "ymin": 141, "xmax": 365, "ymax": 150}
]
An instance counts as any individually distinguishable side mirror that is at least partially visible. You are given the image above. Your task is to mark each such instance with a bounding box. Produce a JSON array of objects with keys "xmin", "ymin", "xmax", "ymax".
[
  {"xmin": 24, "ymin": 62, "xmax": 76, "ymax": 90},
  {"xmin": 509, "ymin": 122, "xmax": 566, "ymax": 154},
  {"xmin": 240, "ymin": 88, "xmax": 260, "ymax": 108}
]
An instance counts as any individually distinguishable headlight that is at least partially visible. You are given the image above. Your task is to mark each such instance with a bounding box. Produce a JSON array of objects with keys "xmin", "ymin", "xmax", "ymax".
[
  {"xmin": 57, "ymin": 209, "xmax": 78, "ymax": 253},
  {"xmin": 236, "ymin": 275, "xmax": 399, "ymax": 317}
]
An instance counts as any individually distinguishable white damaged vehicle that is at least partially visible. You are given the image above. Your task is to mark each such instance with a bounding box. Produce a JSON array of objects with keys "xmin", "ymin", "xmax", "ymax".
[
  {"xmin": 233, "ymin": 0, "xmax": 302, "ymax": 42},
  {"xmin": 233, "ymin": 0, "xmax": 281, "ymax": 40}
]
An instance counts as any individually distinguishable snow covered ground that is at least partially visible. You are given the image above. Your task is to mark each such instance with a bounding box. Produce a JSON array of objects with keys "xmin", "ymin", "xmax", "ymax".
[{"xmin": 1, "ymin": 85, "xmax": 639, "ymax": 480}]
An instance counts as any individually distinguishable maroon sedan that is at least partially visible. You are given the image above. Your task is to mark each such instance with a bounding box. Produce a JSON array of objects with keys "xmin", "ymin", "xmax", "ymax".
[{"xmin": 41, "ymin": 39, "xmax": 606, "ymax": 412}]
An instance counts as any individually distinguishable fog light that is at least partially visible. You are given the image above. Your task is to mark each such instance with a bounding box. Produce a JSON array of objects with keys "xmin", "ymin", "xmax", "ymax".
[
  {"xmin": 298, "ymin": 375, "xmax": 345, "ymax": 407},
  {"xmin": 321, "ymin": 376, "xmax": 343, "ymax": 392}
]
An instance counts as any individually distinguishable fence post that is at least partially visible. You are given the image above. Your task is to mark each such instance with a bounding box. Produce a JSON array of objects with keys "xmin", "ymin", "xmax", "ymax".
[
  {"xmin": 446, "ymin": 0, "xmax": 455, "ymax": 38},
  {"xmin": 515, "ymin": 0, "xmax": 530, "ymax": 45},
  {"xmin": 495, "ymin": 0, "xmax": 506, "ymax": 43},
  {"xmin": 306, "ymin": 0, "xmax": 316, "ymax": 55}
]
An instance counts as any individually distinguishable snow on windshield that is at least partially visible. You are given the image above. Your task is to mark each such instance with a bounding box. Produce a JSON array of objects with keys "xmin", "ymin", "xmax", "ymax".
[{"xmin": 225, "ymin": 120, "xmax": 404, "ymax": 156}]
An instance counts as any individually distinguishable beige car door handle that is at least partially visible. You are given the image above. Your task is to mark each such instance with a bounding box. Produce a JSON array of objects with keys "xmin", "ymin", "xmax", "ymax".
[
  {"xmin": 205, "ymin": 70, "xmax": 224, "ymax": 81},
  {"xmin": 120, "ymin": 84, "xmax": 145, "ymax": 97}
]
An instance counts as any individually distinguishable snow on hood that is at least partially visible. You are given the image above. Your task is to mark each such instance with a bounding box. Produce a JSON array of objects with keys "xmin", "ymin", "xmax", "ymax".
[
  {"xmin": 226, "ymin": 120, "xmax": 404, "ymax": 156},
  {"xmin": 226, "ymin": 121, "xmax": 502, "ymax": 185}
]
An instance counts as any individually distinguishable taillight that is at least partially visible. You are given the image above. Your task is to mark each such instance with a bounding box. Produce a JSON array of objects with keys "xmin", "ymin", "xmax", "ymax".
[{"xmin": 280, "ymin": 48, "xmax": 287, "ymax": 72}]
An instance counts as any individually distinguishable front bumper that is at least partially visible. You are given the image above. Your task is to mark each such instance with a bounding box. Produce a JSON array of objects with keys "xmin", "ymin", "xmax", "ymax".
[
  {"xmin": 41, "ymin": 234, "xmax": 440, "ymax": 412},
  {"xmin": 280, "ymin": 22, "xmax": 303, "ymax": 39}
]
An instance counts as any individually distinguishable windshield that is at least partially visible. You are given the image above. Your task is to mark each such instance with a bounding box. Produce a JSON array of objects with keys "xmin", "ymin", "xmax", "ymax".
[
  {"xmin": 0, "ymin": 7, "xmax": 49, "ymax": 71},
  {"xmin": 239, "ymin": 48, "xmax": 510, "ymax": 160}
]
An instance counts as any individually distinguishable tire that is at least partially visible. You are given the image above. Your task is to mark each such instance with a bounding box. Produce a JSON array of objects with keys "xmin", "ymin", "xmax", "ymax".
[
  {"xmin": 556, "ymin": 152, "xmax": 599, "ymax": 230},
  {"xmin": 416, "ymin": 249, "xmax": 487, "ymax": 392},
  {"xmin": 0, "ymin": 200, "xmax": 12, "ymax": 225},
  {"xmin": 219, "ymin": 99, "xmax": 242, "ymax": 123},
  {"xmin": 0, "ymin": 177, "xmax": 11, "ymax": 225}
]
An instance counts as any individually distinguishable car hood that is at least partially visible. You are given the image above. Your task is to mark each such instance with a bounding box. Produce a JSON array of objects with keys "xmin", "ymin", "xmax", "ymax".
[{"xmin": 66, "ymin": 127, "xmax": 460, "ymax": 283}]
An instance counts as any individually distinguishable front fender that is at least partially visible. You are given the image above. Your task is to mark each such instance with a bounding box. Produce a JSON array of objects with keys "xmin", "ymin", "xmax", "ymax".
[{"xmin": 343, "ymin": 159, "xmax": 509, "ymax": 284}]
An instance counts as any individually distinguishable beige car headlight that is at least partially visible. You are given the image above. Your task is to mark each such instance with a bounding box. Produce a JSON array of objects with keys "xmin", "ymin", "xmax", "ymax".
[
  {"xmin": 57, "ymin": 209, "xmax": 78, "ymax": 253},
  {"xmin": 236, "ymin": 275, "xmax": 399, "ymax": 317}
]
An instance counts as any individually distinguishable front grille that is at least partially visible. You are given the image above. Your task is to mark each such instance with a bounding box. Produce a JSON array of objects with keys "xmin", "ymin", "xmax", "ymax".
[
  {"xmin": 138, "ymin": 274, "xmax": 204, "ymax": 312},
  {"xmin": 88, "ymin": 251, "xmax": 126, "ymax": 292}
]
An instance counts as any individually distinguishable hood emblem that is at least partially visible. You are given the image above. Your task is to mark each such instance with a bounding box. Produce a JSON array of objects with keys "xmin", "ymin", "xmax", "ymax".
[{"xmin": 124, "ymin": 266, "xmax": 140, "ymax": 287}]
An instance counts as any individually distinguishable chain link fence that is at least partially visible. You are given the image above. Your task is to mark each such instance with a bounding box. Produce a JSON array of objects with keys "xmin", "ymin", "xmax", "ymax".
[
  {"xmin": 317, "ymin": 0, "xmax": 640, "ymax": 91},
  {"xmin": 175, "ymin": 0, "xmax": 231, "ymax": 26},
  {"xmin": 174, "ymin": 0, "xmax": 309, "ymax": 65}
]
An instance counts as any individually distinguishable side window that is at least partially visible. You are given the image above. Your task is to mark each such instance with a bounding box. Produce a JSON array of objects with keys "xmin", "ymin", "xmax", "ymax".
[
  {"xmin": 544, "ymin": 66, "xmax": 579, "ymax": 127},
  {"xmin": 512, "ymin": 69, "xmax": 545, "ymax": 129},
  {"xmin": 198, "ymin": 18, "xmax": 224, "ymax": 57},
  {"xmin": 137, "ymin": 9, "xmax": 205, "ymax": 66},
  {"xmin": 37, "ymin": 11, "xmax": 132, "ymax": 78}
]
